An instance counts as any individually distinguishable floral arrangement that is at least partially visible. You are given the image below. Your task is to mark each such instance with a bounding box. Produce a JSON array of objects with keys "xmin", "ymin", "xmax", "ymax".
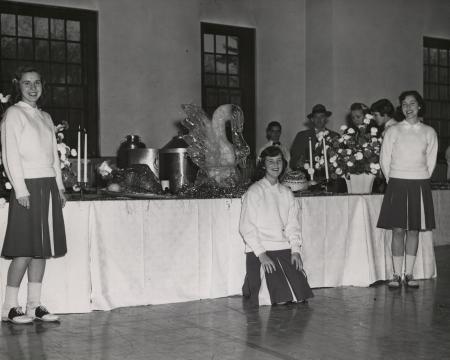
[
  {"xmin": 304, "ymin": 114, "xmax": 382, "ymax": 179},
  {"xmin": 55, "ymin": 121, "xmax": 79, "ymax": 191}
]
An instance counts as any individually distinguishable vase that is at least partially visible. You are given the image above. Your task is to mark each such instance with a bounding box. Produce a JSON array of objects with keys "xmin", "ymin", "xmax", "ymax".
[
  {"xmin": 117, "ymin": 135, "xmax": 146, "ymax": 168},
  {"xmin": 345, "ymin": 173, "xmax": 375, "ymax": 194}
]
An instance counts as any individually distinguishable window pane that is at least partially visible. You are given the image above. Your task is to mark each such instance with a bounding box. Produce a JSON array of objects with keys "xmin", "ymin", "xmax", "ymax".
[
  {"xmin": 204, "ymin": 74, "xmax": 215, "ymax": 86},
  {"xmin": 230, "ymin": 90, "xmax": 241, "ymax": 106},
  {"xmin": 67, "ymin": 43, "xmax": 81, "ymax": 63},
  {"xmin": 206, "ymin": 88, "xmax": 217, "ymax": 107},
  {"xmin": 51, "ymin": 63, "xmax": 66, "ymax": 83},
  {"xmin": 48, "ymin": 108, "xmax": 68, "ymax": 124},
  {"xmin": 18, "ymin": 38, "xmax": 33, "ymax": 60},
  {"xmin": 430, "ymin": 49, "xmax": 438, "ymax": 65},
  {"xmin": 51, "ymin": 41, "xmax": 66, "ymax": 61},
  {"xmin": 1, "ymin": 37, "xmax": 16, "ymax": 58},
  {"xmin": 69, "ymin": 109, "xmax": 83, "ymax": 130},
  {"xmin": 34, "ymin": 17, "xmax": 49, "ymax": 38},
  {"xmin": 17, "ymin": 16, "xmax": 32, "ymax": 37},
  {"xmin": 1, "ymin": 14, "xmax": 16, "ymax": 36},
  {"xmin": 439, "ymin": 86, "xmax": 447, "ymax": 101},
  {"xmin": 216, "ymin": 55, "xmax": 226, "ymax": 73},
  {"xmin": 38, "ymin": 63, "xmax": 50, "ymax": 82},
  {"xmin": 424, "ymin": 66, "xmax": 429, "ymax": 82},
  {"xmin": 203, "ymin": 34, "xmax": 214, "ymax": 53},
  {"xmin": 35, "ymin": 40, "xmax": 49, "ymax": 60},
  {"xmin": 439, "ymin": 49, "xmax": 448, "ymax": 66},
  {"xmin": 217, "ymin": 74, "xmax": 227, "ymax": 87},
  {"xmin": 430, "ymin": 66, "xmax": 438, "ymax": 83},
  {"xmin": 430, "ymin": 85, "xmax": 439, "ymax": 99},
  {"xmin": 66, "ymin": 21, "xmax": 80, "ymax": 41},
  {"xmin": 215, "ymin": 35, "xmax": 226, "ymax": 54},
  {"xmin": 67, "ymin": 64, "xmax": 82, "ymax": 84},
  {"xmin": 228, "ymin": 56, "xmax": 239, "ymax": 75},
  {"xmin": 229, "ymin": 76, "xmax": 239, "ymax": 88},
  {"xmin": 439, "ymin": 68, "xmax": 448, "ymax": 83},
  {"xmin": 51, "ymin": 19, "xmax": 65, "ymax": 40},
  {"xmin": 228, "ymin": 36, "xmax": 238, "ymax": 54},
  {"xmin": 68, "ymin": 86, "xmax": 83, "ymax": 107},
  {"xmin": 52, "ymin": 86, "xmax": 67, "ymax": 106},
  {"xmin": 204, "ymin": 54, "xmax": 214, "ymax": 73},
  {"xmin": 1, "ymin": 60, "xmax": 16, "ymax": 81},
  {"xmin": 218, "ymin": 89, "xmax": 228, "ymax": 104}
]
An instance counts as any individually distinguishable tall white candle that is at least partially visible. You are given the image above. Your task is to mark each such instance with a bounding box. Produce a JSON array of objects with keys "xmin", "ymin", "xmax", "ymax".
[
  {"xmin": 323, "ymin": 137, "xmax": 329, "ymax": 180},
  {"xmin": 84, "ymin": 130, "xmax": 88, "ymax": 183},
  {"xmin": 77, "ymin": 128, "xmax": 81, "ymax": 182},
  {"xmin": 308, "ymin": 137, "xmax": 314, "ymax": 181}
]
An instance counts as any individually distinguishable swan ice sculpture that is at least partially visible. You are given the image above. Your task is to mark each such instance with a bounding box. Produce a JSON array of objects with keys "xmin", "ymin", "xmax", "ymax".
[{"xmin": 182, "ymin": 103, "xmax": 250, "ymax": 186}]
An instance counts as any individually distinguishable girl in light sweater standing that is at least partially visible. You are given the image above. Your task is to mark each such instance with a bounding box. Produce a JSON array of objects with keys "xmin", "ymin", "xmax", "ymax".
[
  {"xmin": 240, "ymin": 146, "xmax": 313, "ymax": 306},
  {"xmin": 377, "ymin": 90, "xmax": 438, "ymax": 289},
  {"xmin": 1, "ymin": 67, "xmax": 66, "ymax": 324}
]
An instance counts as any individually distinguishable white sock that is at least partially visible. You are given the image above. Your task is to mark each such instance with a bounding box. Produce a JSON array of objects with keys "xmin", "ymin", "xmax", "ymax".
[
  {"xmin": 392, "ymin": 256, "xmax": 404, "ymax": 276},
  {"xmin": 405, "ymin": 254, "xmax": 416, "ymax": 275},
  {"xmin": 27, "ymin": 282, "xmax": 42, "ymax": 309},
  {"xmin": 3, "ymin": 286, "xmax": 19, "ymax": 310}
]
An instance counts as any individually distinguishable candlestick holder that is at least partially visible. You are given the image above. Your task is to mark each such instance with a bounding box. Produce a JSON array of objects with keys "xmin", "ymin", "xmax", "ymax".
[{"xmin": 77, "ymin": 182, "xmax": 88, "ymax": 200}]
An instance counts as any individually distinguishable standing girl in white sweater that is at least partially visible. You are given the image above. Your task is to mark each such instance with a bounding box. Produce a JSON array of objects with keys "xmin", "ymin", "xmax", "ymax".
[
  {"xmin": 1, "ymin": 67, "xmax": 66, "ymax": 323},
  {"xmin": 377, "ymin": 90, "xmax": 438, "ymax": 289},
  {"xmin": 240, "ymin": 146, "xmax": 313, "ymax": 306}
]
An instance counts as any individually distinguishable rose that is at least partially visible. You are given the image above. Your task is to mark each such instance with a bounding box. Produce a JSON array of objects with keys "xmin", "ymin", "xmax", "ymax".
[
  {"xmin": 5, "ymin": 182, "xmax": 12, "ymax": 190},
  {"xmin": 346, "ymin": 149, "xmax": 352, "ymax": 155},
  {"xmin": 98, "ymin": 161, "xmax": 113, "ymax": 177},
  {"xmin": 315, "ymin": 162, "xmax": 321, "ymax": 169},
  {"xmin": 330, "ymin": 155, "xmax": 337, "ymax": 163},
  {"xmin": 355, "ymin": 152, "xmax": 363, "ymax": 160},
  {"xmin": 363, "ymin": 116, "xmax": 371, "ymax": 125},
  {"xmin": 343, "ymin": 135, "xmax": 351, "ymax": 141},
  {"xmin": 340, "ymin": 125, "xmax": 348, "ymax": 131},
  {"xmin": 332, "ymin": 162, "xmax": 338, "ymax": 167},
  {"xmin": 304, "ymin": 163, "xmax": 310, "ymax": 170},
  {"xmin": 370, "ymin": 127, "xmax": 378, "ymax": 135},
  {"xmin": 319, "ymin": 158, "xmax": 325, "ymax": 165},
  {"xmin": 0, "ymin": 93, "xmax": 10, "ymax": 103},
  {"xmin": 336, "ymin": 168, "xmax": 343, "ymax": 175},
  {"xmin": 307, "ymin": 168, "xmax": 315, "ymax": 175},
  {"xmin": 314, "ymin": 156, "xmax": 320, "ymax": 162},
  {"xmin": 347, "ymin": 161, "xmax": 354, "ymax": 167},
  {"xmin": 71, "ymin": 149, "xmax": 77, "ymax": 157},
  {"xmin": 370, "ymin": 168, "xmax": 378, "ymax": 174},
  {"xmin": 347, "ymin": 128, "xmax": 355, "ymax": 134}
]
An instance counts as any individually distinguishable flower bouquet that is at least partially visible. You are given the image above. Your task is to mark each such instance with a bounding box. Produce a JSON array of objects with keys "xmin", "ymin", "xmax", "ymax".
[
  {"xmin": 304, "ymin": 114, "xmax": 382, "ymax": 191},
  {"xmin": 55, "ymin": 121, "xmax": 79, "ymax": 191}
]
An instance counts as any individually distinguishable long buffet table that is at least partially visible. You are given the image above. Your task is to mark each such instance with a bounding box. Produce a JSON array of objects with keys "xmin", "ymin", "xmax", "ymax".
[{"xmin": 0, "ymin": 191, "xmax": 449, "ymax": 314}]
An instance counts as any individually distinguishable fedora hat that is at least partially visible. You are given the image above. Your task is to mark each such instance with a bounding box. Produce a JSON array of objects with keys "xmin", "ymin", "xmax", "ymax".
[{"xmin": 307, "ymin": 104, "xmax": 332, "ymax": 119}]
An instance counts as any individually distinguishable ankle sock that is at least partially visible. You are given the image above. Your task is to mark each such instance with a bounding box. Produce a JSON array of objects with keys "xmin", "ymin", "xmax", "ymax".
[{"xmin": 27, "ymin": 282, "xmax": 42, "ymax": 309}]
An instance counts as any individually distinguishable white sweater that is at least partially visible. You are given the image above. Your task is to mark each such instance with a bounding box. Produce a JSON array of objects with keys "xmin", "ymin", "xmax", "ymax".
[
  {"xmin": 380, "ymin": 120, "xmax": 438, "ymax": 181},
  {"xmin": 1, "ymin": 101, "xmax": 64, "ymax": 198},
  {"xmin": 239, "ymin": 178, "xmax": 302, "ymax": 257}
]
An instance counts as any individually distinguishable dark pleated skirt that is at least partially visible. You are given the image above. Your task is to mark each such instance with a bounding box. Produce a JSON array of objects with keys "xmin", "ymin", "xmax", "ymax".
[
  {"xmin": 2, "ymin": 177, "xmax": 67, "ymax": 259},
  {"xmin": 242, "ymin": 249, "xmax": 314, "ymax": 306},
  {"xmin": 377, "ymin": 178, "xmax": 435, "ymax": 231}
]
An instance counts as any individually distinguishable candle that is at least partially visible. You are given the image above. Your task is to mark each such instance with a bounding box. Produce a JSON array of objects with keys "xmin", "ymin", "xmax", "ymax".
[
  {"xmin": 84, "ymin": 129, "xmax": 88, "ymax": 183},
  {"xmin": 77, "ymin": 127, "xmax": 81, "ymax": 182},
  {"xmin": 308, "ymin": 137, "xmax": 314, "ymax": 181},
  {"xmin": 323, "ymin": 137, "xmax": 329, "ymax": 180}
]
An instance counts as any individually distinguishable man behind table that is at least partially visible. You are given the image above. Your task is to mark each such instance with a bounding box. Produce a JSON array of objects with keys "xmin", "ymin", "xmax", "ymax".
[{"xmin": 289, "ymin": 104, "xmax": 338, "ymax": 175}]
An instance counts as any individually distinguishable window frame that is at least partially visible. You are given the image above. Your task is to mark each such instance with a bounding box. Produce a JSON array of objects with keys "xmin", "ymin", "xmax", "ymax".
[{"xmin": 0, "ymin": 1, "xmax": 99, "ymax": 156}]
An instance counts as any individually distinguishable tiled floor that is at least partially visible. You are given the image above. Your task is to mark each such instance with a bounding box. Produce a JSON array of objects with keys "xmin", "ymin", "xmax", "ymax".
[{"xmin": 1, "ymin": 246, "xmax": 450, "ymax": 360}]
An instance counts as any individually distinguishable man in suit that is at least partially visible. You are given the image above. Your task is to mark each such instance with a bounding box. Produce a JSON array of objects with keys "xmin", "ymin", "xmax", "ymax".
[
  {"xmin": 290, "ymin": 104, "xmax": 337, "ymax": 172},
  {"xmin": 257, "ymin": 121, "xmax": 290, "ymax": 166}
]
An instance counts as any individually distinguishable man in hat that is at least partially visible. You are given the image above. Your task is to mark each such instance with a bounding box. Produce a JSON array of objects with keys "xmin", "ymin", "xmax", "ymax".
[{"xmin": 289, "ymin": 104, "xmax": 338, "ymax": 173}]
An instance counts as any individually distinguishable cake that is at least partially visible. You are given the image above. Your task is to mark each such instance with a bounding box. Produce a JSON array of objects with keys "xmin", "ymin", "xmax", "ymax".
[{"xmin": 282, "ymin": 171, "xmax": 309, "ymax": 192}]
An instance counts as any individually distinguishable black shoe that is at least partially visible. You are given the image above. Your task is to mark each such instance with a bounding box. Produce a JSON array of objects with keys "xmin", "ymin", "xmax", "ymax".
[
  {"xmin": 404, "ymin": 274, "xmax": 419, "ymax": 288},
  {"xmin": 1, "ymin": 307, "xmax": 33, "ymax": 324},
  {"xmin": 387, "ymin": 274, "xmax": 402, "ymax": 289},
  {"xmin": 27, "ymin": 305, "xmax": 59, "ymax": 322}
]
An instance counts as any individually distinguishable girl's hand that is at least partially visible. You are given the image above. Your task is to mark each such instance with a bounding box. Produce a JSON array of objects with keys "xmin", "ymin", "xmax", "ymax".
[
  {"xmin": 259, "ymin": 252, "xmax": 276, "ymax": 274},
  {"xmin": 17, "ymin": 196, "xmax": 30, "ymax": 209},
  {"xmin": 291, "ymin": 252, "xmax": 303, "ymax": 271},
  {"xmin": 59, "ymin": 190, "xmax": 67, "ymax": 208}
]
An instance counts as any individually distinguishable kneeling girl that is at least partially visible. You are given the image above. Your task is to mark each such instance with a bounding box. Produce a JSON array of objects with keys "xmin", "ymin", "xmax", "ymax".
[{"xmin": 240, "ymin": 146, "xmax": 313, "ymax": 306}]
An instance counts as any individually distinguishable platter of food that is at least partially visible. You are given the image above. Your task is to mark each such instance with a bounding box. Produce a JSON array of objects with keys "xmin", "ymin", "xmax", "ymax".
[{"xmin": 100, "ymin": 189, "xmax": 175, "ymax": 199}]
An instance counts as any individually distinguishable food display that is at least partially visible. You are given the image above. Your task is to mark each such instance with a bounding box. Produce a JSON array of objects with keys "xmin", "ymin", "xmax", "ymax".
[
  {"xmin": 282, "ymin": 171, "xmax": 309, "ymax": 192},
  {"xmin": 105, "ymin": 164, "xmax": 162, "ymax": 194}
]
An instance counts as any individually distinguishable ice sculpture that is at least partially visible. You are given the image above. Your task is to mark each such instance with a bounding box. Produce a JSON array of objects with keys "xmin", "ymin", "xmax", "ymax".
[{"xmin": 182, "ymin": 104, "xmax": 250, "ymax": 186}]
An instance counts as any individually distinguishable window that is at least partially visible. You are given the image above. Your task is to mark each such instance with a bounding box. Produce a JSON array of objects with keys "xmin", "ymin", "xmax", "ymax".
[
  {"xmin": 201, "ymin": 23, "xmax": 255, "ymax": 154},
  {"xmin": 0, "ymin": 2, "xmax": 99, "ymax": 156},
  {"xmin": 423, "ymin": 37, "xmax": 450, "ymax": 157}
]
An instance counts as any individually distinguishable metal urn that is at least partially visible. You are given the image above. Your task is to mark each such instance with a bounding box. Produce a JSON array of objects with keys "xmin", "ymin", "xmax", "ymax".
[{"xmin": 159, "ymin": 136, "xmax": 198, "ymax": 193}]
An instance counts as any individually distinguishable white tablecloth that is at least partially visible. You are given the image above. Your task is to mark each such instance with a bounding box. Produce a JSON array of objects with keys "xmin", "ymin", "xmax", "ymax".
[{"xmin": 0, "ymin": 191, "xmax": 448, "ymax": 313}]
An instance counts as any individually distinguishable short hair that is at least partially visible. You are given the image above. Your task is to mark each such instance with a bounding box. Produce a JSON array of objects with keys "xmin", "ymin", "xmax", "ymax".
[
  {"xmin": 11, "ymin": 66, "xmax": 46, "ymax": 105},
  {"xmin": 350, "ymin": 102, "xmax": 369, "ymax": 114},
  {"xmin": 398, "ymin": 90, "xmax": 425, "ymax": 117},
  {"xmin": 254, "ymin": 146, "xmax": 287, "ymax": 181},
  {"xmin": 370, "ymin": 98, "xmax": 395, "ymax": 117},
  {"xmin": 266, "ymin": 121, "xmax": 282, "ymax": 131}
]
